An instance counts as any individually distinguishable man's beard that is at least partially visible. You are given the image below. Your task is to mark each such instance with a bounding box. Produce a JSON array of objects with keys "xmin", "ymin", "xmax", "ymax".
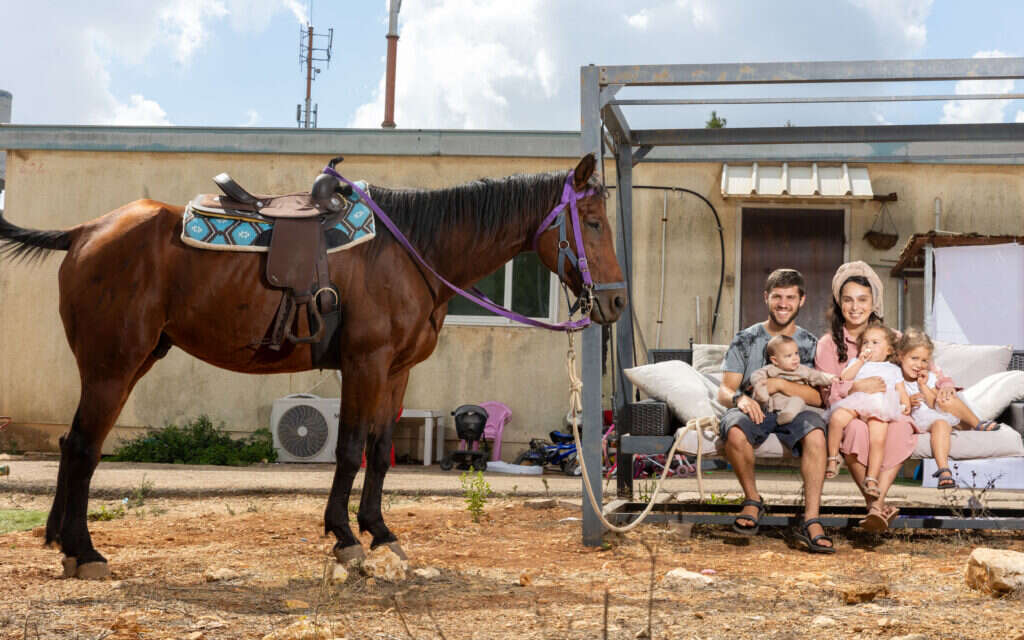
[{"xmin": 768, "ymin": 306, "xmax": 800, "ymax": 328}]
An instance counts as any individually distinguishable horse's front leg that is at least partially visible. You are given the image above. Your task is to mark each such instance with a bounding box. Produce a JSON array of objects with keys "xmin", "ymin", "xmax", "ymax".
[
  {"xmin": 357, "ymin": 372, "xmax": 410, "ymax": 558},
  {"xmin": 323, "ymin": 356, "xmax": 390, "ymax": 564}
]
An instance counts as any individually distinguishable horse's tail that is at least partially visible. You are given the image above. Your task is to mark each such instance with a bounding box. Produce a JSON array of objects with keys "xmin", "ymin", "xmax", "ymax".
[{"xmin": 0, "ymin": 210, "xmax": 73, "ymax": 263}]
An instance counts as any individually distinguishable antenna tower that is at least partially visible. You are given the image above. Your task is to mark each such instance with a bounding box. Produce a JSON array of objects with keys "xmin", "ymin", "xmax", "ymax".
[{"xmin": 297, "ymin": 8, "xmax": 333, "ymax": 129}]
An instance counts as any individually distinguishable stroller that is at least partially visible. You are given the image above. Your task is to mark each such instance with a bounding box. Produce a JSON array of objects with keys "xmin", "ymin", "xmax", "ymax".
[{"xmin": 439, "ymin": 404, "xmax": 491, "ymax": 472}]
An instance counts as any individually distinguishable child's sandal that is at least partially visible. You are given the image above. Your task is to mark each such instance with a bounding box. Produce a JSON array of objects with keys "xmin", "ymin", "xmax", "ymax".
[
  {"xmin": 864, "ymin": 476, "xmax": 881, "ymax": 497},
  {"xmin": 825, "ymin": 455, "xmax": 842, "ymax": 480}
]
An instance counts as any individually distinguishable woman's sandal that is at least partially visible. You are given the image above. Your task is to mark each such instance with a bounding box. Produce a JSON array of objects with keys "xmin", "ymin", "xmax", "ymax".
[
  {"xmin": 859, "ymin": 504, "xmax": 888, "ymax": 532},
  {"xmin": 884, "ymin": 505, "xmax": 901, "ymax": 525},
  {"xmin": 932, "ymin": 467, "xmax": 956, "ymax": 489},
  {"xmin": 974, "ymin": 420, "xmax": 999, "ymax": 432},
  {"xmin": 825, "ymin": 455, "xmax": 843, "ymax": 480},
  {"xmin": 864, "ymin": 476, "xmax": 881, "ymax": 498},
  {"xmin": 732, "ymin": 497, "xmax": 766, "ymax": 536},
  {"xmin": 795, "ymin": 517, "xmax": 836, "ymax": 554}
]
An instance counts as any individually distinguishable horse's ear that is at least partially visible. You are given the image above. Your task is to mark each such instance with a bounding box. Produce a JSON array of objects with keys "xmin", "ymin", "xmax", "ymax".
[{"xmin": 572, "ymin": 153, "xmax": 597, "ymax": 191}]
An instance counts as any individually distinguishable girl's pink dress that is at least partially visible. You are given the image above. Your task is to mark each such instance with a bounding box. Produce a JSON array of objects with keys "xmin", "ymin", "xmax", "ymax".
[{"xmin": 827, "ymin": 360, "xmax": 905, "ymax": 422}]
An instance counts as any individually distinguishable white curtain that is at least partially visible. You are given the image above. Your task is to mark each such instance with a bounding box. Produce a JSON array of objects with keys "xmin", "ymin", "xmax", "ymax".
[{"xmin": 934, "ymin": 243, "xmax": 1024, "ymax": 348}]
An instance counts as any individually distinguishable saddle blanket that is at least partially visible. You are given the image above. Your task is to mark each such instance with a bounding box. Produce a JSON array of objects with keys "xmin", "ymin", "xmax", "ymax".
[{"xmin": 181, "ymin": 181, "xmax": 376, "ymax": 253}]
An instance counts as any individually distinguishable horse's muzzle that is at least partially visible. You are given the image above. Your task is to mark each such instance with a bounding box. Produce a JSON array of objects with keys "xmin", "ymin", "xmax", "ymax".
[{"xmin": 590, "ymin": 286, "xmax": 627, "ymax": 324}]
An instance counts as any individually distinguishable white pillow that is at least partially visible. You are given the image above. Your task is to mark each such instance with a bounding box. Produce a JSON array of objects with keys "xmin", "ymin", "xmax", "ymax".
[
  {"xmin": 692, "ymin": 343, "xmax": 728, "ymax": 379},
  {"xmin": 933, "ymin": 341, "xmax": 1012, "ymax": 389},
  {"xmin": 961, "ymin": 371, "xmax": 1024, "ymax": 421},
  {"xmin": 623, "ymin": 360, "xmax": 724, "ymax": 423}
]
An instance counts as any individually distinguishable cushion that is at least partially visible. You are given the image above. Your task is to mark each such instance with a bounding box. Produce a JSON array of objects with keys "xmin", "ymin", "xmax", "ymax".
[
  {"xmin": 911, "ymin": 425, "xmax": 1024, "ymax": 459},
  {"xmin": 933, "ymin": 341, "xmax": 1012, "ymax": 389},
  {"xmin": 692, "ymin": 343, "xmax": 728, "ymax": 382},
  {"xmin": 623, "ymin": 360, "xmax": 725, "ymax": 423},
  {"xmin": 961, "ymin": 371, "xmax": 1024, "ymax": 422},
  {"xmin": 676, "ymin": 428, "xmax": 785, "ymax": 458}
]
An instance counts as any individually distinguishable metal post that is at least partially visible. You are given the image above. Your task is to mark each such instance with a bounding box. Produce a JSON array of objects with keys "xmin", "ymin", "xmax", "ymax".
[
  {"xmin": 613, "ymin": 144, "xmax": 636, "ymax": 499},
  {"xmin": 382, "ymin": 0, "xmax": 401, "ymax": 128},
  {"xmin": 897, "ymin": 276, "xmax": 905, "ymax": 332},
  {"xmin": 580, "ymin": 65, "xmax": 604, "ymax": 546},
  {"xmin": 304, "ymin": 25, "xmax": 314, "ymax": 129},
  {"xmin": 924, "ymin": 243, "xmax": 934, "ymax": 335}
]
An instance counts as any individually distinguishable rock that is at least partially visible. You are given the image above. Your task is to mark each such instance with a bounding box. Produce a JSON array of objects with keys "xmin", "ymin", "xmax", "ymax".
[
  {"xmin": 811, "ymin": 616, "xmax": 836, "ymax": 627},
  {"xmin": 661, "ymin": 568, "xmax": 713, "ymax": 589},
  {"xmin": 837, "ymin": 581, "xmax": 890, "ymax": 604},
  {"xmin": 261, "ymin": 619, "xmax": 332, "ymax": 640},
  {"xmin": 525, "ymin": 498, "xmax": 557, "ymax": 510},
  {"xmin": 965, "ymin": 547, "xmax": 1024, "ymax": 595},
  {"xmin": 186, "ymin": 632, "xmax": 204, "ymax": 640},
  {"xmin": 361, "ymin": 546, "xmax": 407, "ymax": 582},
  {"xmin": 877, "ymin": 617, "xmax": 894, "ymax": 629},
  {"xmin": 31, "ymin": 526, "xmax": 45, "ymax": 538},
  {"xmin": 331, "ymin": 564, "xmax": 349, "ymax": 584},
  {"xmin": 891, "ymin": 634, "xmax": 928, "ymax": 640},
  {"xmin": 283, "ymin": 599, "xmax": 310, "ymax": 610},
  {"xmin": 204, "ymin": 568, "xmax": 241, "ymax": 582},
  {"xmin": 669, "ymin": 522, "xmax": 694, "ymax": 538},
  {"xmin": 413, "ymin": 567, "xmax": 440, "ymax": 580},
  {"xmin": 518, "ymin": 571, "xmax": 533, "ymax": 586}
]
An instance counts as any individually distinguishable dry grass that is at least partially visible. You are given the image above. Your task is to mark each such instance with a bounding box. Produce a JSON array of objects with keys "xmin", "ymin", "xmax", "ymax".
[{"xmin": 0, "ymin": 492, "xmax": 1022, "ymax": 639}]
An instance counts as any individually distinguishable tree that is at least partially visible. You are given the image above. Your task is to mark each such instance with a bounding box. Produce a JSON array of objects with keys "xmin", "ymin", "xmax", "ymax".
[{"xmin": 705, "ymin": 110, "xmax": 727, "ymax": 128}]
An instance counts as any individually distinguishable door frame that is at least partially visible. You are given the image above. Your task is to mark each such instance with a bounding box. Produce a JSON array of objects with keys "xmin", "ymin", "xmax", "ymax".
[{"xmin": 733, "ymin": 202, "xmax": 851, "ymax": 334}]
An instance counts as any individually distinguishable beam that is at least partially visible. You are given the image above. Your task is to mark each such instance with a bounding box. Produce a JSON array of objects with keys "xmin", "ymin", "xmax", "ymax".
[
  {"xmin": 600, "ymin": 58, "xmax": 1024, "ymax": 86},
  {"xmin": 601, "ymin": 103, "xmax": 632, "ymax": 146},
  {"xmin": 631, "ymin": 122, "xmax": 1024, "ymax": 147},
  {"xmin": 611, "ymin": 92, "xmax": 1024, "ymax": 106},
  {"xmin": 579, "ymin": 65, "xmax": 605, "ymax": 547},
  {"xmin": 613, "ymin": 145, "xmax": 635, "ymax": 499}
]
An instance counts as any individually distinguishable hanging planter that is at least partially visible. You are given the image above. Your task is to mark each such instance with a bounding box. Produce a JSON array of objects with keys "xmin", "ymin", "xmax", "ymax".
[{"xmin": 864, "ymin": 202, "xmax": 899, "ymax": 250}]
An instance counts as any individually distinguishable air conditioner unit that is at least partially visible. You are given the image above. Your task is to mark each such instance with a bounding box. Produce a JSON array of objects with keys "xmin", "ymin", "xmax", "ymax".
[{"xmin": 270, "ymin": 394, "xmax": 340, "ymax": 463}]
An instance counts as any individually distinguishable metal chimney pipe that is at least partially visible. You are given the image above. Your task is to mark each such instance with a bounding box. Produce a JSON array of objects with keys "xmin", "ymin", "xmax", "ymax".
[{"xmin": 381, "ymin": 0, "xmax": 401, "ymax": 129}]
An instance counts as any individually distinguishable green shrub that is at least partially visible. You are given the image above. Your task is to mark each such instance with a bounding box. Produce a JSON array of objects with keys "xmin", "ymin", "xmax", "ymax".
[{"xmin": 110, "ymin": 415, "xmax": 277, "ymax": 466}]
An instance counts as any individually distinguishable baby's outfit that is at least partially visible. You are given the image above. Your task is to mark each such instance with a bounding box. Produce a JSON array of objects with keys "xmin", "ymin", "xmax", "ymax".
[
  {"xmin": 750, "ymin": 364, "xmax": 835, "ymax": 425},
  {"xmin": 827, "ymin": 360, "xmax": 905, "ymax": 422},
  {"xmin": 904, "ymin": 371, "xmax": 960, "ymax": 432}
]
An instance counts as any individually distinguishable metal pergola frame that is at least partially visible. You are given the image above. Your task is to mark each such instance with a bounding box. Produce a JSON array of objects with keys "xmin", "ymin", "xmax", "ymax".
[{"xmin": 576, "ymin": 57, "xmax": 1024, "ymax": 545}]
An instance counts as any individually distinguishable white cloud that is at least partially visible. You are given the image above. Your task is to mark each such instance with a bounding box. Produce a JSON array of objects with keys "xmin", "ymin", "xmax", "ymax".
[
  {"xmin": 626, "ymin": 10, "xmax": 650, "ymax": 30},
  {"xmin": 872, "ymin": 111, "xmax": 892, "ymax": 126},
  {"xmin": 241, "ymin": 109, "xmax": 262, "ymax": 126},
  {"xmin": 847, "ymin": 0, "xmax": 932, "ymax": 50},
  {"xmin": 1016, "ymin": 110, "xmax": 1024, "ymax": 123},
  {"xmin": 941, "ymin": 50, "xmax": 1016, "ymax": 124},
  {"xmin": 105, "ymin": 95, "xmax": 171, "ymax": 126},
  {"xmin": 159, "ymin": 0, "xmax": 229, "ymax": 65}
]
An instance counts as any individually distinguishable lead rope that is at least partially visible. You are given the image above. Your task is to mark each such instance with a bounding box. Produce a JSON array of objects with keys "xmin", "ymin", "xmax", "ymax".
[{"xmin": 565, "ymin": 332, "xmax": 718, "ymax": 533}]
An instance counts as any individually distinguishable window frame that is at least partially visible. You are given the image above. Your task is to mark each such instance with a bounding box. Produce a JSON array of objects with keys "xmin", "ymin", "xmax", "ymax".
[{"xmin": 444, "ymin": 260, "xmax": 561, "ymax": 327}]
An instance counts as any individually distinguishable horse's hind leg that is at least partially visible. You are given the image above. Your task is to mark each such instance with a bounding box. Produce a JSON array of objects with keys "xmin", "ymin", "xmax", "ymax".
[
  {"xmin": 49, "ymin": 350, "xmax": 164, "ymax": 578},
  {"xmin": 357, "ymin": 372, "xmax": 409, "ymax": 557}
]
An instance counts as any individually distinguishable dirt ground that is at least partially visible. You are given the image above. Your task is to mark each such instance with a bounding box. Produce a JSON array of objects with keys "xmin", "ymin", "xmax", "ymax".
[{"xmin": 1, "ymin": 492, "xmax": 1022, "ymax": 640}]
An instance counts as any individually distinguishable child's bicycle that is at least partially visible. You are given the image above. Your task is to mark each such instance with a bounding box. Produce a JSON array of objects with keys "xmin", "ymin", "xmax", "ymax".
[{"xmin": 515, "ymin": 425, "xmax": 618, "ymax": 476}]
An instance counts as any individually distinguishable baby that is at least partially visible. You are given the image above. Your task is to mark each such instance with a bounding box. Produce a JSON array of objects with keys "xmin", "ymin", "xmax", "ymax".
[{"xmin": 750, "ymin": 335, "xmax": 834, "ymax": 425}]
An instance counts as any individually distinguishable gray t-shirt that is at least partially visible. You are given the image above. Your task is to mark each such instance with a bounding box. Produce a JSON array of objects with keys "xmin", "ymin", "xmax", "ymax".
[{"xmin": 723, "ymin": 323, "xmax": 819, "ymax": 393}]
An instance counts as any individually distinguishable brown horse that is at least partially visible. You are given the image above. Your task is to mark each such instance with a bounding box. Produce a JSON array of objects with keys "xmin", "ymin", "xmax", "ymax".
[{"xmin": 0, "ymin": 154, "xmax": 625, "ymax": 578}]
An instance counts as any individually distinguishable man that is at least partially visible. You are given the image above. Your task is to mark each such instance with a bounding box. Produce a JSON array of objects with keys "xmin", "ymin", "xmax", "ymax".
[{"xmin": 717, "ymin": 268, "xmax": 834, "ymax": 553}]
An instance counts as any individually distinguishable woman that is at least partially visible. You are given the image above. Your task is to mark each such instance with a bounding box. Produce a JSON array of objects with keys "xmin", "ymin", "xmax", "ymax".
[{"xmin": 815, "ymin": 261, "xmax": 953, "ymax": 531}]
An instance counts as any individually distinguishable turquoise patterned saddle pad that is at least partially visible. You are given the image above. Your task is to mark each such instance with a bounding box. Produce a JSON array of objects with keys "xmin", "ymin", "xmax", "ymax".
[{"xmin": 181, "ymin": 180, "xmax": 375, "ymax": 253}]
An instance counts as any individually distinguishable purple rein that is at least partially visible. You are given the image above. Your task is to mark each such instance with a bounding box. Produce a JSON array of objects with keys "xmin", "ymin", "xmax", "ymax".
[{"xmin": 322, "ymin": 167, "xmax": 594, "ymax": 331}]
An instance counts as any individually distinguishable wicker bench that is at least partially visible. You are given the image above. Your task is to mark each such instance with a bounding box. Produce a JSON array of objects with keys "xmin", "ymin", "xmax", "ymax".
[{"xmin": 616, "ymin": 348, "xmax": 1024, "ymax": 497}]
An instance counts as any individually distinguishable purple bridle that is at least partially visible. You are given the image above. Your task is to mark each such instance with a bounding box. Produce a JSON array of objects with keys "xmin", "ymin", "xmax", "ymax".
[{"xmin": 323, "ymin": 166, "xmax": 612, "ymax": 331}]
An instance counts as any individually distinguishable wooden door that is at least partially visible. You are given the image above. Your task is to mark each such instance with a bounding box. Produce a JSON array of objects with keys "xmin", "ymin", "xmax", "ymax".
[{"xmin": 740, "ymin": 208, "xmax": 845, "ymax": 339}]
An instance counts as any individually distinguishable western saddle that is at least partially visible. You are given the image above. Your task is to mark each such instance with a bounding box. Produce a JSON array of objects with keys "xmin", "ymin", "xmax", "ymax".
[{"xmin": 209, "ymin": 157, "xmax": 354, "ymax": 366}]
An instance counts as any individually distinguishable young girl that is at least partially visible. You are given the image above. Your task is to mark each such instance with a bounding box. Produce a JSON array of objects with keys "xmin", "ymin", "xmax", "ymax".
[
  {"xmin": 825, "ymin": 325, "xmax": 910, "ymax": 497},
  {"xmin": 896, "ymin": 328, "xmax": 999, "ymax": 490}
]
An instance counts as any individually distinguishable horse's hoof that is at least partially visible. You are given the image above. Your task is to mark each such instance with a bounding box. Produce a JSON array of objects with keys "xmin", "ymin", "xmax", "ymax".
[
  {"xmin": 385, "ymin": 542, "xmax": 408, "ymax": 561},
  {"xmin": 76, "ymin": 562, "xmax": 111, "ymax": 580},
  {"xmin": 61, "ymin": 556, "xmax": 78, "ymax": 578},
  {"xmin": 333, "ymin": 545, "xmax": 366, "ymax": 566}
]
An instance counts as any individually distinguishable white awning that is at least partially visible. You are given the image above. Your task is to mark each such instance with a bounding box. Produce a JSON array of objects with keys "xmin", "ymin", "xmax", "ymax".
[{"xmin": 720, "ymin": 162, "xmax": 873, "ymax": 199}]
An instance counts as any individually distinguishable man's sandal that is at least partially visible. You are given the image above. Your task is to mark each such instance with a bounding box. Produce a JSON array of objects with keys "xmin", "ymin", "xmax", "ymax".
[
  {"xmin": 825, "ymin": 455, "xmax": 843, "ymax": 479},
  {"xmin": 974, "ymin": 420, "xmax": 999, "ymax": 431},
  {"xmin": 859, "ymin": 504, "xmax": 888, "ymax": 532},
  {"xmin": 794, "ymin": 518, "xmax": 836, "ymax": 554},
  {"xmin": 732, "ymin": 497, "xmax": 766, "ymax": 536},
  {"xmin": 933, "ymin": 467, "xmax": 956, "ymax": 490},
  {"xmin": 864, "ymin": 476, "xmax": 881, "ymax": 497}
]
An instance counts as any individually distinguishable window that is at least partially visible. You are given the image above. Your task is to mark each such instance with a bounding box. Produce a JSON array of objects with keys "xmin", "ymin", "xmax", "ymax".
[{"xmin": 446, "ymin": 252, "xmax": 558, "ymax": 325}]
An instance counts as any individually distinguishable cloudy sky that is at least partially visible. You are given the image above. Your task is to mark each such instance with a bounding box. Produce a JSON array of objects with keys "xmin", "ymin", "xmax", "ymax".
[{"xmin": 1, "ymin": 0, "xmax": 1022, "ymax": 130}]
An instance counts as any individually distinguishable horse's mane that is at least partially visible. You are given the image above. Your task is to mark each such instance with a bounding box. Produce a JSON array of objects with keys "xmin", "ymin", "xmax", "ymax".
[{"xmin": 368, "ymin": 170, "xmax": 599, "ymax": 257}]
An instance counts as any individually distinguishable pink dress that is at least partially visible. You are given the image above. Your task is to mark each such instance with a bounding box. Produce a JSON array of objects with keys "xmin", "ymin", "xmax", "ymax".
[{"xmin": 828, "ymin": 361, "xmax": 905, "ymax": 422}]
